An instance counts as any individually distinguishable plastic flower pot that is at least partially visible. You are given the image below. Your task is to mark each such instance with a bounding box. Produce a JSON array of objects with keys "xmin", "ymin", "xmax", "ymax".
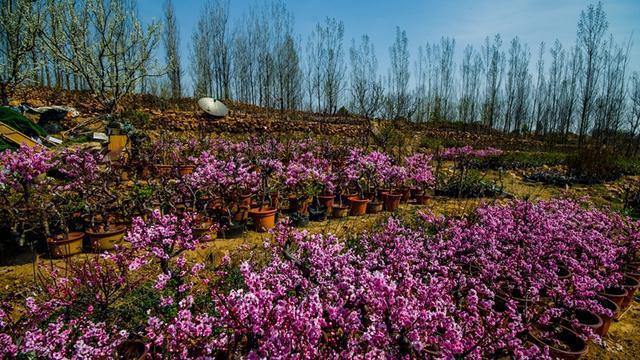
[
  {"xmin": 218, "ymin": 223, "xmax": 245, "ymax": 239},
  {"xmin": 309, "ymin": 207, "xmax": 327, "ymax": 222},
  {"xmin": 563, "ymin": 309, "xmax": 603, "ymax": 334},
  {"xmin": 317, "ymin": 194, "xmax": 335, "ymax": 212},
  {"xmin": 625, "ymin": 267, "xmax": 640, "ymax": 282},
  {"xmin": 557, "ymin": 266, "xmax": 572, "ymax": 280},
  {"xmin": 412, "ymin": 194, "xmax": 430, "ymax": 205},
  {"xmin": 528, "ymin": 325, "xmax": 588, "ymax": 360},
  {"xmin": 332, "ymin": 204, "xmax": 350, "ymax": 218},
  {"xmin": 397, "ymin": 187, "xmax": 411, "ymax": 203},
  {"xmin": 87, "ymin": 225, "xmax": 126, "ymax": 252},
  {"xmin": 288, "ymin": 196, "xmax": 310, "ymax": 214},
  {"xmin": 410, "ymin": 188, "xmax": 424, "ymax": 199},
  {"xmin": 289, "ymin": 212, "xmax": 309, "ymax": 228},
  {"xmin": 366, "ymin": 201, "xmax": 383, "ymax": 214},
  {"xmin": 47, "ymin": 232, "xmax": 85, "ymax": 258},
  {"xmin": 600, "ymin": 287, "xmax": 628, "ymax": 308},
  {"xmin": 249, "ymin": 207, "xmax": 278, "ymax": 232},
  {"xmin": 596, "ymin": 297, "xmax": 619, "ymax": 336},
  {"xmin": 383, "ymin": 193, "xmax": 402, "ymax": 212},
  {"xmin": 348, "ymin": 197, "xmax": 369, "ymax": 216},
  {"xmin": 116, "ymin": 340, "xmax": 148, "ymax": 360},
  {"xmin": 179, "ymin": 164, "xmax": 195, "ymax": 176},
  {"xmin": 621, "ymin": 275, "xmax": 640, "ymax": 308}
]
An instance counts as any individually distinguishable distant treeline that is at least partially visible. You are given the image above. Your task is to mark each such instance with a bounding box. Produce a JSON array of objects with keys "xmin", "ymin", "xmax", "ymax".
[{"xmin": 1, "ymin": 1, "xmax": 639, "ymax": 147}]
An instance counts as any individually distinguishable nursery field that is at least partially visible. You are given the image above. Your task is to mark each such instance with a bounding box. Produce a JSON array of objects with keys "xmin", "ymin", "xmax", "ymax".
[
  {"xmin": 1, "ymin": 91, "xmax": 640, "ymax": 359},
  {"xmin": 2, "ymin": 116, "xmax": 640, "ymax": 359}
]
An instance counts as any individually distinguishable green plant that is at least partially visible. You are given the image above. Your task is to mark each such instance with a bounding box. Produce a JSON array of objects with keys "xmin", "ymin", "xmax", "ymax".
[
  {"xmin": 566, "ymin": 148, "xmax": 622, "ymax": 183},
  {"xmin": 470, "ymin": 151, "xmax": 567, "ymax": 170},
  {"xmin": 121, "ymin": 109, "xmax": 151, "ymax": 129},
  {"xmin": 436, "ymin": 169, "xmax": 504, "ymax": 198}
]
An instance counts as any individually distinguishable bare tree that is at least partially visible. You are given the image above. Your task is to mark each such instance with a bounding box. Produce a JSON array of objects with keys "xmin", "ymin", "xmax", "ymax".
[
  {"xmin": 459, "ymin": 45, "xmax": 482, "ymax": 123},
  {"xmin": 481, "ymin": 34, "xmax": 504, "ymax": 128},
  {"xmin": 503, "ymin": 37, "xmax": 530, "ymax": 133},
  {"xmin": 592, "ymin": 36, "xmax": 630, "ymax": 144},
  {"xmin": 386, "ymin": 27, "xmax": 412, "ymax": 120},
  {"xmin": 628, "ymin": 72, "xmax": 640, "ymax": 155},
  {"xmin": 349, "ymin": 34, "xmax": 383, "ymax": 119},
  {"xmin": 163, "ymin": 0, "xmax": 181, "ymax": 98},
  {"xmin": 0, "ymin": 0, "xmax": 43, "ymax": 105},
  {"xmin": 576, "ymin": 1, "xmax": 608, "ymax": 145},
  {"xmin": 428, "ymin": 37, "xmax": 455, "ymax": 121},
  {"xmin": 190, "ymin": 14, "xmax": 212, "ymax": 98},
  {"xmin": 558, "ymin": 45, "xmax": 582, "ymax": 140},
  {"xmin": 41, "ymin": 0, "xmax": 160, "ymax": 113}
]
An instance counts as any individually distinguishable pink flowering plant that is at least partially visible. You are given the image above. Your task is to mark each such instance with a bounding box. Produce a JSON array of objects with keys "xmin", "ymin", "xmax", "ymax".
[
  {"xmin": 404, "ymin": 153, "xmax": 435, "ymax": 191},
  {"xmin": 285, "ymin": 152, "xmax": 335, "ymax": 201},
  {"xmin": 0, "ymin": 144, "xmax": 55, "ymax": 246}
]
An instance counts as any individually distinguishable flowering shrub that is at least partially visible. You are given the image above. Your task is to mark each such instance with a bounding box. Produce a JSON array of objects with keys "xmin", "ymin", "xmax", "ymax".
[
  {"xmin": 3, "ymin": 197, "xmax": 637, "ymax": 358},
  {"xmin": 440, "ymin": 145, "xmax": 503, "ymax": 160},
  {"xmin": 404, "ymin": 153, "xmax": 435, "ymax": 190},
  {"xmin": 285, "ymin": 152, "xmax": 335, "ymax": 198},
  {"xmin": 0, "ymin": 144, "xmax": 53, "ymax": 199}
]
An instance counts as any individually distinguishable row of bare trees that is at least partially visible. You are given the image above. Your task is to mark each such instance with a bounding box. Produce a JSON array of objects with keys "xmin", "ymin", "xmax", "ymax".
[{"xmin": 1, "ymin": 0, "xmax": 639, "ymax": 145}]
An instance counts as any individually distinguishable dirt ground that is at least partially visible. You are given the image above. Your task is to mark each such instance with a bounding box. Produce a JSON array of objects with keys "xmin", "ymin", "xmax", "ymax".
[{"xmin": 1, "ymin": 174, "xmax": 639, "ymax": 358}]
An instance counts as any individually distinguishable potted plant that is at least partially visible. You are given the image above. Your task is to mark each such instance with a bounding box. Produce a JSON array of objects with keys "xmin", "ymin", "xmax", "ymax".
[
  {"xmin": 248, "ymin": 158, "xmax": 283, "ymax": 232},
  {"xmin": 79, "ymin": 159, "xmax": 127, "ymax": 251},
  {"xmin": 404, "ymin": 153, "xmax": 435, "ymax": 205},
  {"xmin": 0, "ymin": 145, "xmax": 58, "ymax": 256}
]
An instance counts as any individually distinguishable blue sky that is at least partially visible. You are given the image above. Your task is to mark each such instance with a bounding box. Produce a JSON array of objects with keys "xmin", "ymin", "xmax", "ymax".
[{"xmin": 137, "ymin": 0, "xmax": 640, "ymax": 91}]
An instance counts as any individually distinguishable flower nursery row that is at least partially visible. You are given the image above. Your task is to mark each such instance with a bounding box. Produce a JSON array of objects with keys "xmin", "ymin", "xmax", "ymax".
[
  {"xmin": 1, "ymin": 198, "xmax": 638, "ymax": 359},
  {"xmin": 0, "ymin": 138, "xmax": 501, "ymax": 257}
]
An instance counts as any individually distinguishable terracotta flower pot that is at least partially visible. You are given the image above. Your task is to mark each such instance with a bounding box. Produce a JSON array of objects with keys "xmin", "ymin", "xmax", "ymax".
[
  {"xmin": 383, "ymin": 193, "xmax": 402, "ymax": 212},
  {"xmin": 621, "ymin": 275, "xmax": 640, "ymax": 308},
  {"xmin": 600, "ymin": 287, "xmax": 628, "ymax": 308},
  {"xmin": 154, "ymin": 164, "xmax": 173, "ymax": 177},
  {"xmin": 317, "ymin": 194, "xmax": 335, "ymax": 211},
  {"xmin": 596, "ymin": 297, "xmax": 619, "ymax": 336},
  {"xmin": 348, "ymin": 197, "xmax": 369, "ymax": 216},
  {"xmin": 332, "ymin": 204, "xmax": 350, "ymax": 218},
  {"xmin": 87, "ymin": 225, "xmax": 126, "ymax": 252},
  {"xmin": 528, "ymin": 325, "xmax": 588, "ymax": 360},
  {"xmin": 47, "ymin": 232, "xmax": 85, "ymax": 258},
  {"xmin": 366, "ymin": 201, "xmax": 383, "ymax": 214},
  {"xmin": 249, "ymin": 207, "xmax": 278, "ymax": 232},
  {"xmin": 240, "ymin": 194, "xmax": 253, "ymax": 206},
  {"xmin": 179, "ymin": 164, "xmax": 195, "ymax": 176},
  {"xmin": 377, "ymin": 188, "xmax": 391, "ymax": 199}
]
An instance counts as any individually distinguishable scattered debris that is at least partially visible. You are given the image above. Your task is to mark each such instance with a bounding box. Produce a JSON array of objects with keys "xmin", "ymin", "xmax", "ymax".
[{"xmin": 92, "ymin": 132, "xmax": 109, "ymax": 142}]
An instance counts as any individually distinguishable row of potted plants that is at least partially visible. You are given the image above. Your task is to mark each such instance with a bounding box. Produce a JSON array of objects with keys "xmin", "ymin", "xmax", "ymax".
[
  {"xmin": 0, "ymin": 139, "xmax": 504, "ymax": 258},
  {"xmin": 1, "ymin": 198, "xmax": 637, "ymax": 358}
]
